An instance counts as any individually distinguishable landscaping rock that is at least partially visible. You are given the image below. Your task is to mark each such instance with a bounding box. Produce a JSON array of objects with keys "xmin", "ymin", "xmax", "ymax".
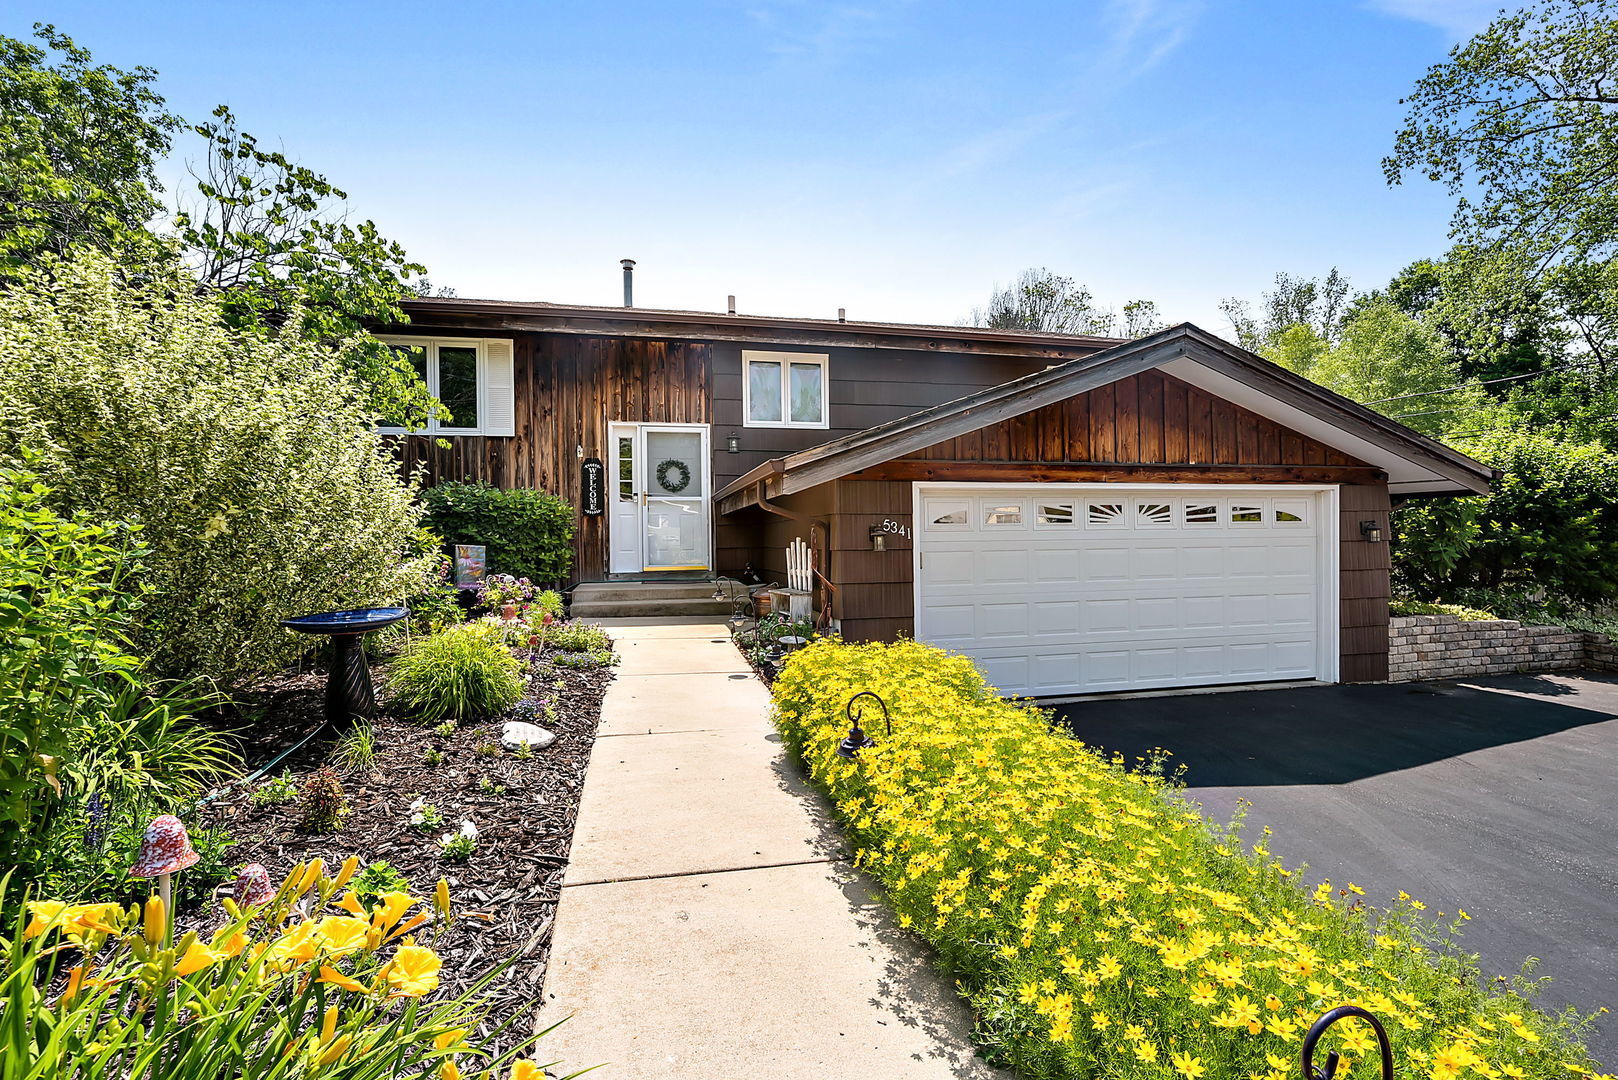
[{"xmin": 501, "ymin": 720, "xmax": 556, "ymax": 751}]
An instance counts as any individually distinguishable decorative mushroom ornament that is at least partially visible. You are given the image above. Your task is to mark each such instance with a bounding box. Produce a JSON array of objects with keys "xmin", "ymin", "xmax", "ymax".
[
  {"xmin": 233, "ymin": 863, "xmax": 274, "ymax": 909},
  {"xmin": 129, "ymin": 814, "xmax": 200, "ymax": 944}
]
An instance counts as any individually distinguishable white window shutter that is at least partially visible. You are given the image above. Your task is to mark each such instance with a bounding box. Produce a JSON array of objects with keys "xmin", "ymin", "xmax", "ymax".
[{"xmin": 483, "ymin": 339, "xmax": 516, "ymax": 436}]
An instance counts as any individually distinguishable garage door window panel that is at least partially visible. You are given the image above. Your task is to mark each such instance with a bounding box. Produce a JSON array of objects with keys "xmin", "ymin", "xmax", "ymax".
[{"xmin": 1086, "ymin": 502, "xmax": 1127, "ymax": 529}]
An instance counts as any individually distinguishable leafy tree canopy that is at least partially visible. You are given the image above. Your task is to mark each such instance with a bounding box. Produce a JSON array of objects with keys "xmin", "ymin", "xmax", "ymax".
[
  {"xmin": 0, "ymin": 25, "xmax": 179, "ymax": 272},
  {"xmin": 0, "ymin": 25, "xmax": 434, "ymax": 426},
  {"xmin": 971, "ymin": 268, "xmax": 1163, "ymax": 338},
  {"xmin": 1386, "ymin": 1, "xmax": 1618, "ymax": 369}
]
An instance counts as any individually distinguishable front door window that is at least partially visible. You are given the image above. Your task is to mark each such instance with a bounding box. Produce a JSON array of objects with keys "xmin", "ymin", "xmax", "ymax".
[{"xmin": 607, "ymin": 424, "xmax": 710, "ymax": 573}]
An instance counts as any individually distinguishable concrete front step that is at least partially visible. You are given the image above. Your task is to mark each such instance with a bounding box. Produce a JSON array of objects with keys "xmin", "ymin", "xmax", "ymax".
[
  {"xmin": 571, "ymin": 579, "xmax": 741, "ymax": 619},
  {"xmin": 573, "ymin": 581, "xmax": 729, "ymax": 603},
  {"xmin": 572, "ymin": 597, "xmax": 732, "ymax": 618}
]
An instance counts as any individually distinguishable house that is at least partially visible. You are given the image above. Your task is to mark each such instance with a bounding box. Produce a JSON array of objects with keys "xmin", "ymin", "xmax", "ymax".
[{"xmin": 381, "ymin": 291, "xmax": 1492, "ymax": 696}]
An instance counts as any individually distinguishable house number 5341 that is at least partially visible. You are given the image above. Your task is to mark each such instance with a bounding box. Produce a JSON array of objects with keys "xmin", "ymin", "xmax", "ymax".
[{"xmin": 879, "ymin": 519, "xmax": 912, "ymax": 539}]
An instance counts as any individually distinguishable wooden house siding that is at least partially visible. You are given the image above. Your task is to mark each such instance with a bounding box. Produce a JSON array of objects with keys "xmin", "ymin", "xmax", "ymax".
[
  {"xmin": 711, "ymin": 343, "xmax": 1061, "ymax": 576},
  {"xmin": 393, "ymin": 329, "xmax": 709, "ymax": 582},
  {"xmin": 722, "ymin": 369, "xmax": 1392, "ymax": 681}
]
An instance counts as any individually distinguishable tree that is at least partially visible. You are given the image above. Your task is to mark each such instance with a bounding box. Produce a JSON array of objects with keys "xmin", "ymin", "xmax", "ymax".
[
  {"xmin": 971, "ymin": 268, "xmax": 1160, "ymax": 337},
  {"xmin": 0, "ymin": 25, "xmax": 179, "ymax": 272},
  {"xmin": 0, "ymin": 252, "xmax": 433, "ymax": 685},
  {"xmin": 1385, "ymin": 0, "xmax": 1618, "ymax": 368},
  {"xmin": 177, "ymin": 107, "xmax": 435, "ymax": 425},
  {"xmin": 1219, "ymin": 268, "xmax": 1350, "ymax": 352}
]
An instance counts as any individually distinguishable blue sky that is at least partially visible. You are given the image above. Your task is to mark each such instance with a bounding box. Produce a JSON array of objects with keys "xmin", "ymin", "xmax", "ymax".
[{"xmin": 15, "ymin": 1, "xmax": 1504, "ymax": 332}]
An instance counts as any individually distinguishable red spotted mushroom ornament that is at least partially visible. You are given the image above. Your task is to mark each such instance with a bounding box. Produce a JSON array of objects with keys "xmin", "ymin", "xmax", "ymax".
[
  {"xmin": 233, "ymin": 863, "xmax": 274, "ymax": 909},
  {"xmin": 130, "ymin": 814, "xmax": 199, "ymax": 944}
]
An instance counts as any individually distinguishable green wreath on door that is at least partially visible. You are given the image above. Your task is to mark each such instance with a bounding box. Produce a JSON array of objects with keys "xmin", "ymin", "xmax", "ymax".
[{"xmin": 655, "ymin": 458, "xmax": 692, "ymax": 493}]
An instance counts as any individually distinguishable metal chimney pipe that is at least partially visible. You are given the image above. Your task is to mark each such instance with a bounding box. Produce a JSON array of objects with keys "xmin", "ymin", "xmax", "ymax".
[
  {"xmin": 620, "ymin": 259, "xmax": 635, "ymax": 307},
  {"xmin": 727, "ymin": 294, "xmax": 736, "ymax": 315}
]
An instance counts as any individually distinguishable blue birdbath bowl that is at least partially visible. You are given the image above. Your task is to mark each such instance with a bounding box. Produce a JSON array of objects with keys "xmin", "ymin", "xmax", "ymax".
[{"xmin": 280, "ymin": 607, "xmax": 408, "ymax": 727}]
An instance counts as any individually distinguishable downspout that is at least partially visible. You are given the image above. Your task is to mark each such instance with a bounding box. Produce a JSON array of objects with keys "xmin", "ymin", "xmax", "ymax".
[{"xmin": 754, "ymin": 483, "xmax": 835, "ymax": 624}]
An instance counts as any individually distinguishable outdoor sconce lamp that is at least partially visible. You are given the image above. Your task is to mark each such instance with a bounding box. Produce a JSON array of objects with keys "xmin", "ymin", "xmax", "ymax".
[
  {"xmin": 869, "ymin": 524, "xmax": 886, "ymax": 552},
  {"xmin": 1360, "ymin": 519, "xmax": 1385, "ymax": 543},
  {"xmin": 836, "ymin": 690, "xmax": 891, "ymax": 760},
  {"xmin": 726, "ymin": 432, "xmax": 741, "ymax": 454}
]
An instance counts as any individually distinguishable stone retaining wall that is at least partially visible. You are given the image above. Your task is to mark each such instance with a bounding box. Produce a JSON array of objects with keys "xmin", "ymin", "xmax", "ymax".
[{"xmin": 1387, "ymin": 614, "xmax": 1618, "ymax": 682}]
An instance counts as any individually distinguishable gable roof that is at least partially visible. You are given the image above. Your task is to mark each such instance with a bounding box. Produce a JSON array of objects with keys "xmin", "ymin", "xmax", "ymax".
[
  {"xmin": 713, "ymin": 323, "xmax": 1494, "ymax": 506},
  {"xmin": 398, "ymin": 296, "xmax": 1124, "ymax": 360}
]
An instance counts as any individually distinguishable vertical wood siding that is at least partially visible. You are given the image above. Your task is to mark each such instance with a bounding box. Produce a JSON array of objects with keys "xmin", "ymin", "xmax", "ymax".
[
  {"xmin": 394, "ymin": 331, "xmax": 709, "ymax": 582},
  {"xmin": 905, "ymin": 370, "xmax": 1361, "ymax": 466}
]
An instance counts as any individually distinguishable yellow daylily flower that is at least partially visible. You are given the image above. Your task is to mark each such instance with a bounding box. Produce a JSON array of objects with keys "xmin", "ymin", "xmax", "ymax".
[
  {"xmin": 371, "ymin": 892, "xmax": 417, "ymax": 931},
  {"xmin": 381, "ymin": 944, "xmax": 441, "ymax": 997},
  {"xmin": 174, "ymin": 940, "xmax": 222, "ymax": 977},
  {"xmin": 315, "ymin": 916, "xmax": 372, "ymax": 957},
  {"xmin": 336, "ymin": 891, "xmax": 368, "ymax": 917},
  {"xmin": 317, "ymin": 965, "xmax": 370, "ymax": 994},
  {"xmin": 333, "ymin": 855, "xmax": 361, "ymax": 890},
  {"xmin": 434, "ymin": 1029, "xmax": 468, "ymax": 1051}
]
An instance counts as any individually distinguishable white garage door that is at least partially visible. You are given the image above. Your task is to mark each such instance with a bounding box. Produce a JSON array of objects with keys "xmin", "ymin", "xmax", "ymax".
[{"xmin": 914, "ymin": 485, "xmax": 1336, "ymax": 696}]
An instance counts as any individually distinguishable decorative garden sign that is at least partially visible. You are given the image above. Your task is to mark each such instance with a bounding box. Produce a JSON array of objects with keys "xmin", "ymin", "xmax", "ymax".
[
  {"xmin": 581, "ymin": 457, "xmax": 605, "ymax": 516},
  {"xmin": 453, "ymin": 544, "xmax": 486, "ymax": 587}
]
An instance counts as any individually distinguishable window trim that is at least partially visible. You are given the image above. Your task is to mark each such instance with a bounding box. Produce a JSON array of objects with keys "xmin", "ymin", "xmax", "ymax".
[
  {"xmin": 741, "ymin": 350, "xmax": 829, "ymax": 430},
  {"xmin": 376, "ymin": 336, "xmax": 492, "ymax": 436}
]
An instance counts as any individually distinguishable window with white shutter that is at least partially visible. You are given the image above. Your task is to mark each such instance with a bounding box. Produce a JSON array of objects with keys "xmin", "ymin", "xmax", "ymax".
[{"xmin": 376, "ymin": 336, "xmax": 517, "ymax": 437}]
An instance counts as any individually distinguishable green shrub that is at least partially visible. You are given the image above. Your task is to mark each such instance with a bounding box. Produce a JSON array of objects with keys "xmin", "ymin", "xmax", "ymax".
[
  {"xmin": 421, "ymin": 480, "xmax": 575, "ymax": 583},
  {"xmin": 0, "ymin": 253, "xmax": 432, "ymax": 684},
  {"xmin": 1388, "ymin": 598, "xmax": 1499, "ymax": 620},
  {"xmin": 771, "ymin": 639, "xmax": 1598, "ymax": 1079},
  {"xmin": 545, "ymin": 621, "xmax": 611, "ymax": 653},
  {"xmin": 350, "ymin": 859, "xmax": 411, "ymax": 902},
  {"xmin": 387, "ymin": 621, "xmax": 524, "ymax": 722},
  {"xmin": 250, "ymin": 773, "xmax": 298, "ymax": 806},
  {"xmin": 296, "ymin": 766, "xmax": 347, "ymax": 833},
  {"xmin": 535, "ymin": 589, "xmax": 566, "ymax": 620},
  {"xmin": 1395, "ymin": 428, "xmax": 1618, "ymax": 603}
]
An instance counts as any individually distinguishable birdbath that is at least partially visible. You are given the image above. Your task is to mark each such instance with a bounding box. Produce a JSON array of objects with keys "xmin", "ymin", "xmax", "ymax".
[{"xmin": 280, "ymin": 607, "xmax": 408, "ymax": 727}]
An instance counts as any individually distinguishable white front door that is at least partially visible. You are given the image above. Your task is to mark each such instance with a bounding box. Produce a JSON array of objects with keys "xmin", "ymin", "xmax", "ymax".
[
  {"xmin": 607, "ymin": 423, "xmax": 711, "ymax": 574},
  {"xmin": 913, "ymin": 484, "xmax": 1338, "ymax": 697}
]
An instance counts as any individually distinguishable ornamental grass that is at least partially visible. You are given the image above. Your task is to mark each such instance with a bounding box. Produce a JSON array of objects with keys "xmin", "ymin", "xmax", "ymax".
[
  {"xmin": 771, "ymin": 639, "xmax": 1605, "ymax": 1080},
  {"xmin": 0, "ymin": 858, "xmax": 577, "ymax": 1079}
]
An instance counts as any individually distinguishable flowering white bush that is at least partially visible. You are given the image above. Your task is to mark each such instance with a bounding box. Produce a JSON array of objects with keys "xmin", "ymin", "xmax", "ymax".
[{"xmin": 0, "ymin": 253, "xmax": 433, "ymax": 683}]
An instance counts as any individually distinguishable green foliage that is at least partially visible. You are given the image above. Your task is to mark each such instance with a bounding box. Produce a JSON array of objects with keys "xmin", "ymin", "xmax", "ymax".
[
  {"xmin": 350, "ymin": 859, "xmax": 411, "ymax": 902},
  {"xmin": 176, "ymin": 106, "xmax": 435, "ymax": 427},
  {"xmin": 1395, "ymin": 429, "xmax": 1618, "ymax": 601},
  {"xmin": 332, "ymin": 723, "xmax": 377, "ymax": 773},
  {"xmin": 1448, "ymin": 587, "xmax": 1618, "ymax": 640},
  {"xmin": 534, "ymin": 589, "xmax": 566, "ymax": 620},
  {"xmin": 36, "ymin": 799, "xmax": 232, "ymax": 910},
  {"xmin": 296, "ymin": 766, "xmax": 347, "ymax": 833},
  {"xmin": 387, "ymin": 621, "xmax": 525, "ymax": 722},
  {"xmin": 971, "ymin": 268, "xmax": 1160, "ymax": 337},
  {"xmin": 543, "ymin": 621, "xmax": 611, "ymax": 654},
  {"xmin": 1220, "ymin": 268, "xmax": 1351, "ymax": 352},
  {"xmin": 1288, "ymin": 301, "xmax": 1483, "ymax": 436},
  {"xmin": 771, "ymin": 639, "xmax": 1599, "ymax": 1078},
  {"xmin": 0, "ymin": 462, "xmax": 145, "ymax": 866},
  {"xmin": 0, "ymin": 252, "xmax": 433, "ymax": 684},
  {"xmin": 1386, "ymin": 2, "xmax": 1618, "ymax": 373},
  {"xmin": 250, "ymin": 773, "xmax": 298, "ymax": 807},
  {"xmin": 421, "ymin": 482, "xmax": 576, "ymax": 584},
  {"xmin": 1388, "ymin": 598, "xmax": 1499, "ymax": 621},
  {"xmin": 0, "ymin": 25, "xmax": 179, "ymax": 272}
]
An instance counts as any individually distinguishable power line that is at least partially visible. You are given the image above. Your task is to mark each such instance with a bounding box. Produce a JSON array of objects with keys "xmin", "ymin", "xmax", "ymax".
[{"xmin": 1363, "ymin": 362, "xmax": 1581, "ymax": 405}]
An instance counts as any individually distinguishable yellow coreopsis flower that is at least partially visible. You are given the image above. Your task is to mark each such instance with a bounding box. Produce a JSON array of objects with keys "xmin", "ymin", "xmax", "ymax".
[
  {"xmin": 1172, "ymin": 1050, "xmax": 1207, "ymax": 1079},
  {"xmin": 382, "ymin": 944, "xmax": 441, "ymax": 997}
]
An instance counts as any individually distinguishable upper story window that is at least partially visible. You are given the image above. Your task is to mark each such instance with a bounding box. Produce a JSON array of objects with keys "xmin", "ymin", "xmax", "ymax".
[
  {"xmin": 743, "ymin": 351, "xmax": 828, "ymax": 429},
  {"xmin": 376, "ymin": 336, "xmax": 515, "ymax": 437}
]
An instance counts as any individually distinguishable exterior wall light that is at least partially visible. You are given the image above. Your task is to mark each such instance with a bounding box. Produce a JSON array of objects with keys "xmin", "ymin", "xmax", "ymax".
[
  {"xmin": 869, "ymin": 524, "xmax": 886, "ymax": 551},
  {"xmin": 1360, "ymin": 519, "xmax": 1385, "ymax": 543},
  {"xmin": 836, "ymin": 690, "xmax": 890, "ymax": 759},
  {"xmin": 726, "ymin": 432, "xmax": 741, "ymax": 454}
]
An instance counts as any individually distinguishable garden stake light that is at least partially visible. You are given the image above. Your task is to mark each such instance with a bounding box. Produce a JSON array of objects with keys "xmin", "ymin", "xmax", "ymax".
[
  {"xmin": 836, "ymin": 690, "xmax": 891, "ymax": 759},
  {"xmin": 1301, "ymin": 1005, "xmax": 1394, "ymax": 1080}
]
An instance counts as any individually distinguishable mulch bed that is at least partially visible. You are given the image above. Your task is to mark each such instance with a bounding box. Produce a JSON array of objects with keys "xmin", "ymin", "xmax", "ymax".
[{"xmin": 197, "ymin": 647, "xmax": 614, "ymax": 1053}]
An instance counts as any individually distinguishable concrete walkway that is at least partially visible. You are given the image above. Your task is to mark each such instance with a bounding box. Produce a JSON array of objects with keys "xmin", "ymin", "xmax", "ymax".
[{"xmin": 540, "ymin": 618, "xmax": 1002, "ymax": 1079}]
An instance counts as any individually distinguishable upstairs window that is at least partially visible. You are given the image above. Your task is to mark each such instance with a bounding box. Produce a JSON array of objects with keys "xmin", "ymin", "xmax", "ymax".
[
  {"xmin": 743, "ymin": 351, "xmax": 828, "ymax": 429},
  {"xmin": 377, "ymin": 337, "xmax": 515, "ymax": 437}
]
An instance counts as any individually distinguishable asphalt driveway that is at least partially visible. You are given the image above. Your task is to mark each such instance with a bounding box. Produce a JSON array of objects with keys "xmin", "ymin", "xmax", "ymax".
[{"xmin": 1056, "ymin": 672, "xmax": 1618, "ymax": 1065}]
